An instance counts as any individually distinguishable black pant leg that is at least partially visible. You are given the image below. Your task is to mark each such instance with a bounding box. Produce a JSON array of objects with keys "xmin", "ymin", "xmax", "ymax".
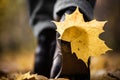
[
  {"xmin": 27, "ymin": 0, "xmax": 57, "ymax": 78},
  {"xmin": 27, "ymin": 0, "xmax": 56, "ymax": 37},
  {"xmin": 54, "ymin": 0, "xmax": 94, "ymax": 21}
]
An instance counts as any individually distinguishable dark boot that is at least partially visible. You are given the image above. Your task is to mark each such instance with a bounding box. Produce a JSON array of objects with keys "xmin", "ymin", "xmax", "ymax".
[
  {"xmin": 50, "ymin": 6, "xmax": 91, "ymax": 79},
  {"xmin": 50, "ymin": 38, "xmax": 62, "ymax": 78},
  {"xmin": 34, "ymin": 28, "xmax": 56, "ymax": 78}
]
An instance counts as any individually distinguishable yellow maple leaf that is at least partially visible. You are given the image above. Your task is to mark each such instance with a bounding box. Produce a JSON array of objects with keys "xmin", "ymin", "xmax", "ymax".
[{"xmin": 53, "ymin": 7, "xmax": 111, "ymax": 64}]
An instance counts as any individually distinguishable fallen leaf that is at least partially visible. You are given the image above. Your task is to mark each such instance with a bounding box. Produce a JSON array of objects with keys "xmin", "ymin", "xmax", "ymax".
[{"xmin": 15, "ymin": 72, "xmax": 48, "ymax": 80}]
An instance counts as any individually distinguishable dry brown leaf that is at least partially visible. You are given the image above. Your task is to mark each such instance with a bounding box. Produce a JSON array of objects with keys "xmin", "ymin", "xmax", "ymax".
[
  {"xmin": 54, "ymin": 7, "xmax": 111, "ymax": 65},
  {"xmin": 15, "ymin": 72, "xmax": 48, "ymax": 80}
]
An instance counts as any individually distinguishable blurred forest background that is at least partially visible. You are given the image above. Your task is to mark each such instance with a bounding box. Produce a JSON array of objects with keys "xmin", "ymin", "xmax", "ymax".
[{"xmin": 0, "ymin": 0, "xmax": 36, "ymax": 73}]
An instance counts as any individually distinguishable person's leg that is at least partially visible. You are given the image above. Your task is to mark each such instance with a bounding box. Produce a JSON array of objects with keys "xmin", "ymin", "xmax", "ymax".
[
  {"xmin": 27, "ymin": 0, "xmax": 58, "ymax": 78},
  {"xmin": 53, "ymin": 0, "xmax": 96, "ymax": 79}
]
